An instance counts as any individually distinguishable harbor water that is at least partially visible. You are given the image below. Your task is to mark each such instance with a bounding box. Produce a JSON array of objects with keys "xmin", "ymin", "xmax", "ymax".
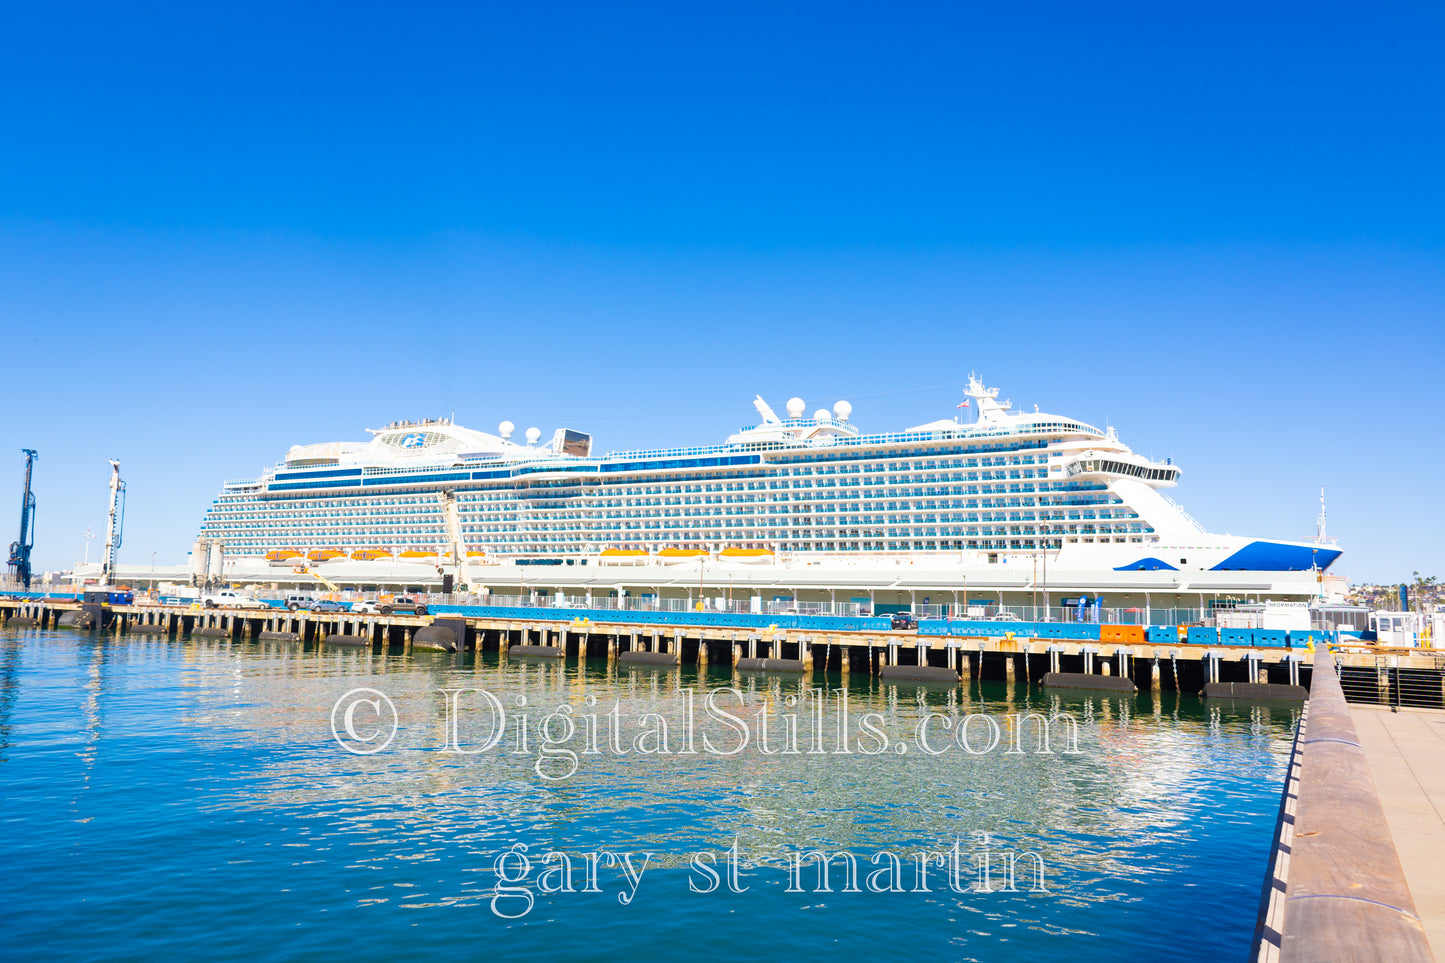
[{"xmin": 0, "ymin": 629, "xmax": 1296, "ymax": 961}]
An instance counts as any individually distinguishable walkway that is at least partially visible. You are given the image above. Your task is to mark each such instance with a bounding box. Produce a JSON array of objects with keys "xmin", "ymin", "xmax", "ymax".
[{"xmin": 1353, "ymin": 705, "xmax": 1445, "ymax": 962}]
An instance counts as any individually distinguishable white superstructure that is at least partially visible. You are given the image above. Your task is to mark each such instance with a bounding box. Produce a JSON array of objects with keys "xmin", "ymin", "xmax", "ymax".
[{"xmin": 194, "ymin": 377, "xmax": 1341, "ymax": 606}]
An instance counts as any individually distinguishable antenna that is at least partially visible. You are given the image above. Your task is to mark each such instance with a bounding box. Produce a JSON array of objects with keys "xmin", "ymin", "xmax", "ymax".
[{"xmin": 1316, "ymin": 487, "xmax": 1327, "ymax": 543}]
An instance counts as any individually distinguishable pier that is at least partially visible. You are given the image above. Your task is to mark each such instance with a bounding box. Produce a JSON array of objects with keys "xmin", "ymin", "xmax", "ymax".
[
  {"xmin": 0, "ymin": 595, "xmax": 1324, "ymax": 690},
  {"xmin": 1253, "ymin": 646, "xmax": 1439, "ymax": 962}
]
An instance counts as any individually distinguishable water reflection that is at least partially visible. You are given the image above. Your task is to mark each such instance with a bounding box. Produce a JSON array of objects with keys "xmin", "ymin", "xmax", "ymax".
[{"xmin": 0, "ymin": 631, "xmax": 1293, "ymax": 962}]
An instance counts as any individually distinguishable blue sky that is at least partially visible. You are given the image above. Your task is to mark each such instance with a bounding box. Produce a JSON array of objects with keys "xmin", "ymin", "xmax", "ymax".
[{"xmin": 2, "ymin": 1, "xmax": 1441, "ymax": 582}]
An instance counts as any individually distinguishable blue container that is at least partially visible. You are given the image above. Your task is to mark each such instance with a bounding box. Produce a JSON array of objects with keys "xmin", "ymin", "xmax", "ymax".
[
  {"xmin": 1221, "ymin": 628, "xmax": 1253, "ymax": 646},
  {"xmin": 1146, "ymin": 626, "xmax": 1177, "ymax": 644},
  {"xmin": 1254, "ymin": 629, "xmax": 1288, "ymax": 648},
  {"xmin": 1286, "ymin": 630, "xmax": 1321, "ymax": 648},
  {"xmin": 1188, "ymin": 626, "xmax": 1219, "ymax": 646}
]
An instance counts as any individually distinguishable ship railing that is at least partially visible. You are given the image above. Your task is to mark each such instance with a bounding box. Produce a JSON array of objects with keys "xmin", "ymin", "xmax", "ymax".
[{"xmin": 1160, "ymin": 493, "xmax": 1207, "ymax": 534}]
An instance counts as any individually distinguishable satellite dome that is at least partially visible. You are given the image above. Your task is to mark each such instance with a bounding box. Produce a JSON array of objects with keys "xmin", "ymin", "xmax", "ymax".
[
  {"xmin": 833, "ymin": 400, "xmax": 852, "ymax": 421},
  {"xmin": 525, "ymin": 427, "xmax": 542, "ymax": 446},
  {"xmin": 786, "ymin": 397, "xmax": 806, "ymax": 419},
  {"xmin": 498, "ymin": 421, "xmax": 515, "ymax": 440},
  {"xmin": 813, "ymin": 409, "xmax": 830, "ymax": 423}
]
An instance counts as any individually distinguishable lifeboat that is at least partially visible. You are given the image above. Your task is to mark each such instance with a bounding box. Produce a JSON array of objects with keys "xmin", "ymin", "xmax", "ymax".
[
  {"xmin": 466, "ymin": 551, "xmax": 487, "ymax": 557},
  {"xmin": 600, "ymin": 548, "xmax": 650, "ymax": 557},
  {"xmin": 657, "ymin": 548, "xmax": 708, "ymax": 563},
  {"xmin": 398, "ymin": 550, "xmax": 439, "ymax": 559},
  {"xmin": 719, "ymin": 547, "xmax": 776, "ymax": 563},
  {"xmin": 266, "ymin": 549, "xmax": 303, "ymax": 563},
  {"xmin": 350, "ymin": 549, "xmax": 394, "ymax": 561},
  {"xmin": 307, "ymin": 549, "xmax": 346, "ymax": 562}
]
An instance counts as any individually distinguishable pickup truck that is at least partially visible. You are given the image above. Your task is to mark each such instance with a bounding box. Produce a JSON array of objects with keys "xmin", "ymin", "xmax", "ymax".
[
  {"xmin": 201, "ymin": 590, "xmax": 266, "ymax": 609},
  {"xmin": 351, "ymin": 596, "xmax": 428, "ymax": 616}
]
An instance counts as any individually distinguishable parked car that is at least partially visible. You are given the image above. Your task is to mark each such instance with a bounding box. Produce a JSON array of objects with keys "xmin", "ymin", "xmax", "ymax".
[
  {"xmin": 307, "ymin": 599, "xmax": 348, "ymax": 614},
  {"xmin": 992, "ymin": 611, "xmax": 1021, "ymax": 622},
  {"xmin": 351, "ymin": 597, "xmax": 428, "ymax": 616},
  {"xmin": 285, "ymin": 593, "xmax": 314, "ymax": 611},
  {"xmin": 890, "ymin": 611, "xmax": 918, "ymax": 630}
]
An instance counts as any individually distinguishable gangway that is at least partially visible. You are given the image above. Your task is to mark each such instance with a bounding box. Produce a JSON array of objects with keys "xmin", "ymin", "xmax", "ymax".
[{"xmin": 439, "ymin": 489, "xmax": 476, "ymax": 593}]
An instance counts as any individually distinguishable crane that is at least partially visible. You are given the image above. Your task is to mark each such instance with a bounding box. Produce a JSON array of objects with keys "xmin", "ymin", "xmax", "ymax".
[
  {"xmin": 101, "ymin": 460, "xmax": 126, "ymax": 586},
  {"xmin": 302, "ymin": 565, "xmax": 340, "ymax": 592},
  {"xmin": 7, "ymin": 449, "xmax": 37, "ymax": 590}
]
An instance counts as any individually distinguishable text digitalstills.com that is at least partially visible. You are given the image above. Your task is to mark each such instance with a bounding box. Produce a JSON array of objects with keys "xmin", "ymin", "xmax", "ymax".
[{"xmin": 331, "ymin": 686, "xmax": 1081, "ymax": 777}]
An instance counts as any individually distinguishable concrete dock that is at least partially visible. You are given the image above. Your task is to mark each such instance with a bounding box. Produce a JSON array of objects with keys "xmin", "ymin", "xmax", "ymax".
[{"xmin": 1353, "ymin": 706, "xmax": 1445, "ymax": 961}]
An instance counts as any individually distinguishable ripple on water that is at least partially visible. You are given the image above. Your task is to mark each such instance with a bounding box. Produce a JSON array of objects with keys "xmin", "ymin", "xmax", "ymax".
[{"xmin": 0, "ymin": 632, "xmax": 1292, "ymax": 962}]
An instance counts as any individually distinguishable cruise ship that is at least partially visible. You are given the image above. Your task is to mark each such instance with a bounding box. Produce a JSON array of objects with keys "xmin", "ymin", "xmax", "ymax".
[{"xmin": 191, "ymin": 377, "xmax": 1341, "ymax": 612}]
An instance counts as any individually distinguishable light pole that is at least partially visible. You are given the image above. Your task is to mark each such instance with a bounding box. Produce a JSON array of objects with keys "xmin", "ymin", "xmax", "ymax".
[{"xmin": 150, "ymin": 552, "xmax": 157, "ymax": 592}]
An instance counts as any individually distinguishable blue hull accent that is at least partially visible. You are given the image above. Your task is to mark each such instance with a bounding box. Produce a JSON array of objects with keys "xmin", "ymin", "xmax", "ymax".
[
  {"xmin": 1210, "ymin": 540, "xmax": 1342, "ymax": 572},
  {"xmin": 1113, "ymin": 557, "xmax": 1178, "ymax": 571}
]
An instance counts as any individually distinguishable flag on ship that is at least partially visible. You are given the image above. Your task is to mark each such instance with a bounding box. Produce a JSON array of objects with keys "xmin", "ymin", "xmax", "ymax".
[{"xmin": 956, "ymin": 400, "xmax": 970, "ymax": 408}]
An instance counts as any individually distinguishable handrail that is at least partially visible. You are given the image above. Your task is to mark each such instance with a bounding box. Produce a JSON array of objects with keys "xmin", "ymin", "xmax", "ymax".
[{"xmin": 1267, "ymin": 646, "xmax": 1432, "ymax": 961}]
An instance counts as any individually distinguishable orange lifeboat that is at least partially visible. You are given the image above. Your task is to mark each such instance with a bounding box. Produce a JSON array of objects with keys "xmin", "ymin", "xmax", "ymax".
[
  {"xmin": 719, "ymin": 547, "xmax": 774, "ymax": 558},
  {"xmin": 350, "ymin": 549, "xmax": 394, "ymax": 561},
  {"xmin": 307, "ymin": 549, "xmax": 345, "ymax": 562},
  {"xmin": 266, "ymin": 549, "xmax": 303, "ymax": 562},
  {"xmin": 398, "ymin": 550, "xmax": 440, "ymax": 559},
  {"xmin": 600, "ymin": 548, "xmax": 650, "ymax": 557}
]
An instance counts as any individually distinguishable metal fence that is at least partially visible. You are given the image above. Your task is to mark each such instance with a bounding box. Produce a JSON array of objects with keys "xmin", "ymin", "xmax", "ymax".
[{"xmin": 1336, "ymin": 651, "xmax": 1445, "ymax": 710}]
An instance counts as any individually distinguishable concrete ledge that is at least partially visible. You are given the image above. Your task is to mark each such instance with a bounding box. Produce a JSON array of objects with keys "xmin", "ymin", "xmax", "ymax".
[
  {"xmin": 1275, "ymin": 646, "xmax": 1433, "ymax": 962},
  {"xmin": 737, "ymin": 657, "xmax": 806, "ymax": 673},
  {"xmin": 879, "ymin": 664, "xmax": 959, "ymax": 682},
  {"xmin": 619, "ymin": 650, "xmax": 679, "ymax": 666},
  {"xmin": 1202, "ymin": 682, "xmax": 1307, "ymax": 701},
  {"xmin": 1041, "ymin": 671, "xmax": 1136, "ymax": 692},
  {"xmin": 323, "ymin": 634, "xmax": 369, "ymax": 646},
  {"xmin": 509, "ymin": 644, "xmax": 564, "ymax": 658}
]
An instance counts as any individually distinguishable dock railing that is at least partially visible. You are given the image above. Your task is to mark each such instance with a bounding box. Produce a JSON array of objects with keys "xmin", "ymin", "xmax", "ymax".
[{"xmin": 1254, "ymin": 645, "xmax": 1433, "ymax": 962}]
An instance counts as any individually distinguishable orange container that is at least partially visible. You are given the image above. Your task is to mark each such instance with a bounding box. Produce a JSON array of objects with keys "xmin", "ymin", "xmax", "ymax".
[{"xmin": 1101, "ymin": 624, "xmax": 1145, "ymax": 644}]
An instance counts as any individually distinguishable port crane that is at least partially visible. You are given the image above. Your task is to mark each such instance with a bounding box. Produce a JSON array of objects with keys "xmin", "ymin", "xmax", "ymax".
[
  {"xmin": 7, "ymin": 449, "xmax": 37, "ymax": 590},
  {"xmin": 101, "ymin": 460, "xmax": 126, "ymax": 586}
]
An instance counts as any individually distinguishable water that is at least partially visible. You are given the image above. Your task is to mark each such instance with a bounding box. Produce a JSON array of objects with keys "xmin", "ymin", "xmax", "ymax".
[{"xmin": 0, "ymin": 630, "xmax": 1296, "ymax": 961}]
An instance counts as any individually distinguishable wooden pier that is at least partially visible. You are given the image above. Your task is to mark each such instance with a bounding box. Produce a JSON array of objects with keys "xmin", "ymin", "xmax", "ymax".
[{"xmin": 0, "ymin": 597, "xmax": 1323, "ymax": 691}]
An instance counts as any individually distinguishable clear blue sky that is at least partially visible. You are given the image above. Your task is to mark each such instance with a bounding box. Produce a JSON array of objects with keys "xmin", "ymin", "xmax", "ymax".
[{"xmin": 2, "ymin": 1, "xmax": 1441, "ymax": 583}]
